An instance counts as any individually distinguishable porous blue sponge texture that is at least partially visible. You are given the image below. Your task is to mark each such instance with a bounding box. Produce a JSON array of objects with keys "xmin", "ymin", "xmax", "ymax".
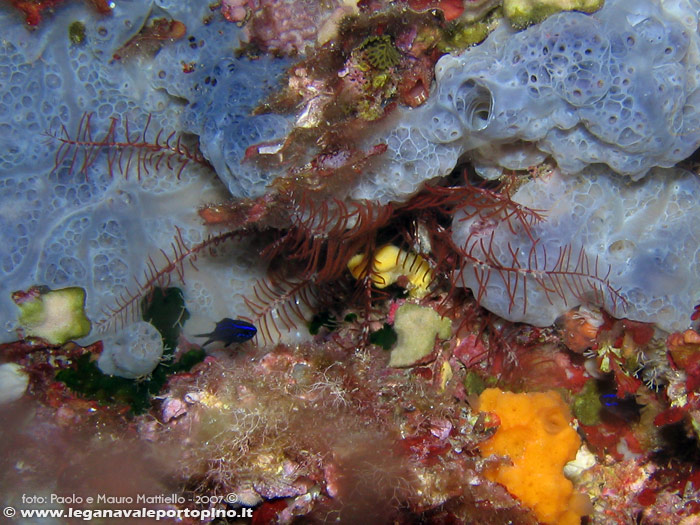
[
  {"xmin": 352, "ymin": 0, "xmax": 700, "ymax": 204},
  {"xmin": 0, "ymin": 1, "xmax": 289, "ymax": 341},
  {"xmin": 435, "ymin": 0, "xmax": 700, "ymax": 178}
]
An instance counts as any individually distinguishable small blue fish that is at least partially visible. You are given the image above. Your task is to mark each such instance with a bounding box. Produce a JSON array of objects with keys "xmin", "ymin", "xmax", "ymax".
[
  {"xmin": 599, "ymin": 393, "xmax": 641, "ymax": 423},
  {"xmin": 600, "ymin": 393, "xmax": 619, "ymax": 407},
  {"xmin": 195, "ymin": 318, "xmax": 257, "ymax": 347}
]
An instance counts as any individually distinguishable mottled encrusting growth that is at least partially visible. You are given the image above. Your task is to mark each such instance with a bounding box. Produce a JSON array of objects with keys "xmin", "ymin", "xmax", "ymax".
[
  {"xmin": 13, "ymin": 286, "xmax": 91, "ymax": 345},
  {"xmin": 503, "ymin": 0, "xmax": 604, "ymax": 28},
  {"xmin": 388, "ymin": 303, "xmax": 451, "ymax": 367}
]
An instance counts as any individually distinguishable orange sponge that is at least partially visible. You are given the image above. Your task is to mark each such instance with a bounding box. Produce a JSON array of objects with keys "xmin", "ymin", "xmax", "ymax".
[{"xmin": 478, "ymin": 388, "xmax": 587, "ymax": 525}]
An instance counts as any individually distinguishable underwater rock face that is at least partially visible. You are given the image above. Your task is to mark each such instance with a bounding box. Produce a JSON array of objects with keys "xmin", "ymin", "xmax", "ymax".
[
  {"xmin": 452, "ymin": 166, "xmax": 700, "ymax": 332},
  {"xmin": 1, "ymin": 2, "xmax": 700, "ymax": 523},
  {"xmin": 352, "ymin": 0, "xmax": 700, "ymax": 202}
]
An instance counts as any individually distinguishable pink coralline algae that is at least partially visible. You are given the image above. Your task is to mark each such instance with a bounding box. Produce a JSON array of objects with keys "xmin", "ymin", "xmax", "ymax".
[{"xmin": 222, "ymin": 0, "xmax": 346, "ymax": 55}]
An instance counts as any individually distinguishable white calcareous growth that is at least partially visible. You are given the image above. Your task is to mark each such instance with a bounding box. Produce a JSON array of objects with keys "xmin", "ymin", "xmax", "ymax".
[
  {"xmin": 0, "ymin": 363, "xmax": 29, "ymax": 404},
  {"xmin": 97, "ymin": 321, "xmax": 164, "ymax": 379}
]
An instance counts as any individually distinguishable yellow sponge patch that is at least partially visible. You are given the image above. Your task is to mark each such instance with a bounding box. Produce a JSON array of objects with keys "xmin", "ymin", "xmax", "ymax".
[
  {"xmin": 347, "ymin": 244, "xmax": 432, "ymax": 298},
  {"xmin": 478, "ymin": 388, "xmax": 586, "ymax": 525}
]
